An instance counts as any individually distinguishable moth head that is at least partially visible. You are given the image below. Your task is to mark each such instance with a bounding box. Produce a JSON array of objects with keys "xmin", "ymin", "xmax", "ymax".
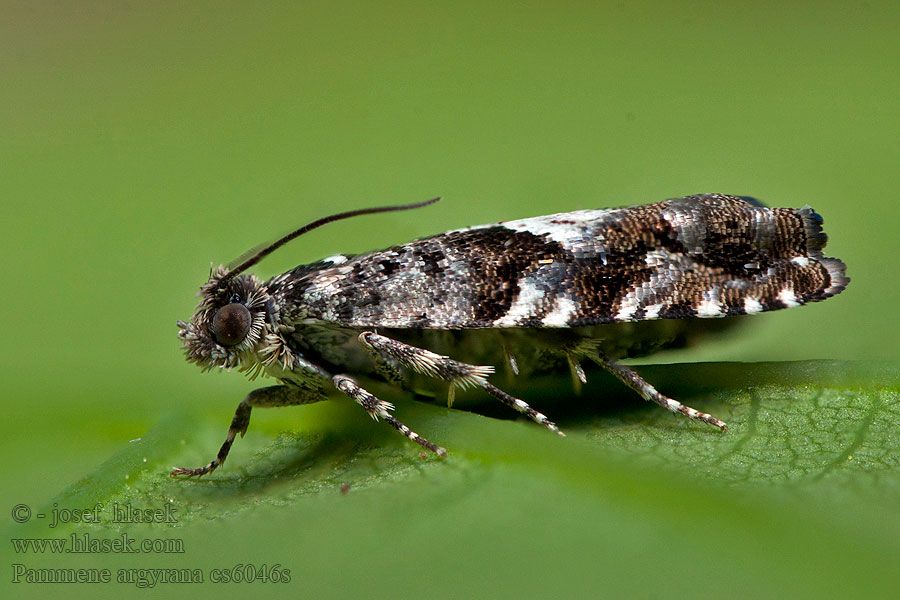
[
  {"xmin": 177, "ymin": 197, "xmax": 441, "ymax": 371},
  {"xmin": 177, "ymin": 267, "xmax": 270, "ymax": 371}
]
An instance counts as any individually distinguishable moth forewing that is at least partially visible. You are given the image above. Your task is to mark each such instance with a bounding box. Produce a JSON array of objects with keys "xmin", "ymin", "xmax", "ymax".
[{"xmin": 173, "ymin": 194, "xmax": 848, "ymax": 477}]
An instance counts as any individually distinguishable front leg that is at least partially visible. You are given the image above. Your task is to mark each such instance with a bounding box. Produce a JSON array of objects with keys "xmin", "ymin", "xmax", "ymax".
[{"xmin": 170, "ymin": 384, "xmax": 324, "ymax": 478}]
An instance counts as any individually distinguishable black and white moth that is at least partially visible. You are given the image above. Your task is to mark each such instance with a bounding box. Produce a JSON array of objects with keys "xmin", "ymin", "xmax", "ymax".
[{"xmin": 173, "ymin": 193, "xmax": 848, "ymax": 477}]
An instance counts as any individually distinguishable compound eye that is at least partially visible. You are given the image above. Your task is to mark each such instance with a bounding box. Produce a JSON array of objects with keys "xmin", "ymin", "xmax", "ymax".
[{"xmin": 212, "ymin": 303, "xmax": 251, "ymax": 346}]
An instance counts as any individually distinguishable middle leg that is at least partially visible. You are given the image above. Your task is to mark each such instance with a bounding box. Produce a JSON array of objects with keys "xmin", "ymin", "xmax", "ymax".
[
  {"xmin": 358, "ymin": 331, "xmax": 564, "ymax": 436},
  {"xmin": 332, "ymin": 374, "xmax": 448, "ymax": 456}
]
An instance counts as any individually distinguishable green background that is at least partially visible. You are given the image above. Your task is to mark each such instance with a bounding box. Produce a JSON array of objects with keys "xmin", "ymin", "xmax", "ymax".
[{"xmin": 3, "ymin": 1, "xmax": 898, "ymax": 598}]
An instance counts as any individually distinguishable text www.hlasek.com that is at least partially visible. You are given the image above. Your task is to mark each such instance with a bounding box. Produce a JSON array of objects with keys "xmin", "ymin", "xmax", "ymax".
[{"xmin": 11, "ymin": 533, "xmax": 183, "ymax": 554}]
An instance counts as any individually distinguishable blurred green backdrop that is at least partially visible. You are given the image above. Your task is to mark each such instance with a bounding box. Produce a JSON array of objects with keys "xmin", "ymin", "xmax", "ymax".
[{"xmin": 3, "ymin": 1, "xmax": 898, "ymax": 599}]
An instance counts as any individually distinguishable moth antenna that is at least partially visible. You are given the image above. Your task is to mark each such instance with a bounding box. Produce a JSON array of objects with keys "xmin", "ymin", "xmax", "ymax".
[{"xmin": 220, "ymin": 197, "xmax": 441, "ymax": 284}]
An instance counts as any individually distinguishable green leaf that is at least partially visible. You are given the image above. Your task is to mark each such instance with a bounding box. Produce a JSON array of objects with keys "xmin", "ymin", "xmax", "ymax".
[{"xmin": 18, "ymin": 361, "xmax": 900, "ymax": 598}]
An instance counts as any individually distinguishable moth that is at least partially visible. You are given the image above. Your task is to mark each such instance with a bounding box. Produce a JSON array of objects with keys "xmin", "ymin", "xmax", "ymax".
[{"xmin": 173, "ymin": 194, "xmax": 848, "ymax": 476}]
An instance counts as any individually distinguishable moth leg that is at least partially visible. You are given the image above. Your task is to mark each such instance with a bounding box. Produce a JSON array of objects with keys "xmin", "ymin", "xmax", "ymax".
[
  {"xmin": 332, "ymin": 375, "xmax": 447, "ymax": 457},
  {"xmin": 361, "ymin": 337, "xmax": 406, "ymax": 388},
  {"xmin": 566, "ymin": 353, "xmax": 587, "ymax": 396},
  {"xmin": 556, "ymin": 337, "xmax": 600, "ymax": 395},
  {"xmin": 586, "ymin": 353, "xmax": 727, "ymax": 431},
  {"xmin": 497, "ymin": 331, "xmax": 520, "ymax": 376},
  {"xmin": 170, "ymin": 384, "xmax": 323, "ymax": 478},
  {"xmin": 479, "ymin": 382, "xmax": 565, "ymax": 436},
  {"xmin": 359, "ymin": 331, "xmax": 564, "ymax": 437}
]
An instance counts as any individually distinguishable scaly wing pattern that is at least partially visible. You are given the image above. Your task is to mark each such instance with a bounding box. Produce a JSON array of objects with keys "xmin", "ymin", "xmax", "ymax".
[{"xmin": 282, "ymin": 194, "xmax": 848, "ymax": 329}]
